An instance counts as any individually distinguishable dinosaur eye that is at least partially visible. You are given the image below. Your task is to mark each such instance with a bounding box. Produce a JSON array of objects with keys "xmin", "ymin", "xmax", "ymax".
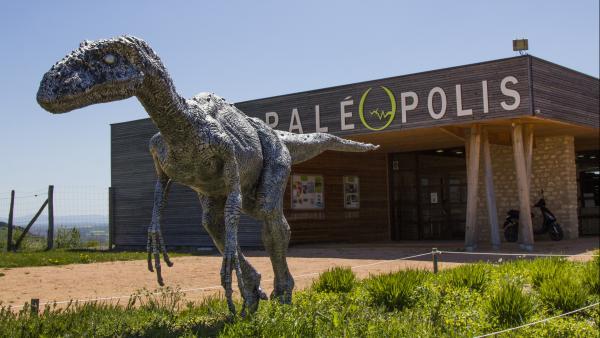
[{"xmin": 103, "ymin": 54, "xmax": 116, "ymax": 65}]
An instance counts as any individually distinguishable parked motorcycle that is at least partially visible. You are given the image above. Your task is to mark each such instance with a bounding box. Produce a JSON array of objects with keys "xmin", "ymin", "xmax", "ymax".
[{"xmin": 503, "ymin": 190, "xmax": 564, "ymax": 242}]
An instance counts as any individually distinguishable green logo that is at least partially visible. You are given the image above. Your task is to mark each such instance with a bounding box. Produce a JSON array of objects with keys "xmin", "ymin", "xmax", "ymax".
[{"xmin": 358, "ymin": 86, "xmax": 396, "ymax": 131}]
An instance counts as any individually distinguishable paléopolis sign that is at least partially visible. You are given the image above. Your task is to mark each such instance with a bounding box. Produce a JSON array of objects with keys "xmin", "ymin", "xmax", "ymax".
[{"xmin": 261, "ymin": 75, "xmax": 524, "ymax": 134}]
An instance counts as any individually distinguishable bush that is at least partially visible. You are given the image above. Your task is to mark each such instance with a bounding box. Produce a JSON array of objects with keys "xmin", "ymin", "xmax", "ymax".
[
  {"xmin": 55, "ymin": 228, "xmax": 81, "ymax": 249},
  {"xmin": 582, "ymin": 256, "xmax": 600, "ymax": 295},
  {"xmin": 312, "ymin": 266, "xmax": 357, "ymax": 293},
  {"xmin": 539, "ymin": 271, "xmax": 589, "ymax": 313},
  {"xmin": 529, "ymin": 257, "xmax": 568, "ymax": 288},
  {"xmin": 444, "ymin": 263, "xmax": 490, "ymax": 292},
  {"xmin": 366, "ymin": 269, "xmax": 429, "ymax": 311},
  {"xmin": 486, "ymin": 278, "xmax": 534, "ymax": 327}
]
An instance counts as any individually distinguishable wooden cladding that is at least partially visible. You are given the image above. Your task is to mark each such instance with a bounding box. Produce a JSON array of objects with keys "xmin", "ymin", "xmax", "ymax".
[
  {"xmin": 530, "ymin": 57, "xmax": 599, "ymax": 128},
  {"xmin": 284, "ymin": 151, "xmax": 389, "ymax": 244}
]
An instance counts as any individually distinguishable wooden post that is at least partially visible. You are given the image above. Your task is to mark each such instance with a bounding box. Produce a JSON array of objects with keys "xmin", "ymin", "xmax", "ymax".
[
  {"xmin": 6, "ymin": 190, "xmax": 15, "ymax": 251},
  {"xmin": 482, "ymin": 130, "xmax": 501, "ymax": 249},
  {"xmin": 432, "ymin": 248, "xmax": 439, "ymax": 273},
  {"xmin": 30, "ymin": 298, "xmax": 39, "ymax": 316},
  {"xmin": 512, "ymin": 123, "xmax": 534, "ymax": 251},
  {"xmin": 464, "ymin": 125, "xmax": 481, "ymax": 251},
  {"xmin": 47, "ymin": 185, "xmax": 54, "ymax": 250},
  {"xmin": 108, "ymin": 187, "xmax": 115, "ymax": 251},
  {"xmin": 523, "ymin": 124, "xmax": 534, "ymax": 188},
  {"xmin": 14, "ymin": 199, "xmax": 49, "ymax": 251}
]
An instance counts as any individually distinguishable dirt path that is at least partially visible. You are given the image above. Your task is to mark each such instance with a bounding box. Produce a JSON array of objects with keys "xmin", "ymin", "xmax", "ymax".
[{"xmin": 1, "ymin": 238, "xmax": 597, "ymax": 309}]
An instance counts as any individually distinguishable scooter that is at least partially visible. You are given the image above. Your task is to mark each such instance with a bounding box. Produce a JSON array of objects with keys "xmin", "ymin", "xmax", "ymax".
[{"xmin": 503, "ymin": 190, "xmax": 564, "ymax": 242}]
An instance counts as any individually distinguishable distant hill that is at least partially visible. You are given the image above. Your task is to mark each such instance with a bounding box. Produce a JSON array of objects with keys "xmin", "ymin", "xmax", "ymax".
[{"xmin": 10, "ymin": 214, "xmax": 107, "ymax": 227}]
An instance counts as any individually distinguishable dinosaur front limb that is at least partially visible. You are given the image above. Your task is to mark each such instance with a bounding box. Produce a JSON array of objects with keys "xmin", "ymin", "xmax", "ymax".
[{"xmin": 147, "ymin": 178, "xmax": 174, "ymax": 286}]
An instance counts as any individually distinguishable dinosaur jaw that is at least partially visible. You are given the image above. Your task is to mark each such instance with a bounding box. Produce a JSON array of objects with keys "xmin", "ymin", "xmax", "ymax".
[{"xmin": 37, "ymin": 70, "xmax": 143, "ymax": 114}]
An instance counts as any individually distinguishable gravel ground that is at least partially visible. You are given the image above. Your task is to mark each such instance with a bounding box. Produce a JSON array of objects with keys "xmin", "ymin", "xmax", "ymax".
[{"xmin": 1, "ymin": 237, "xmax": 597, "ymax": 309}]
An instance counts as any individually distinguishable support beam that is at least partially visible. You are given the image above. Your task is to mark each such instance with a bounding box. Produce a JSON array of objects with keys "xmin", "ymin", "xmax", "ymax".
[
  {"xmin": 523, "ymin": 124, "xmax": 534, "ymax": 188},
  {"xmin": 464, "ymin": 125, "xmax": 481, "ymax": 251},
  {"xmin": 511, "ymin": 123, "xmax": 534, "ymax": 251},
  {"xmin": 482, "ymin": 129, "xmax": 500, "ymax": 249}
]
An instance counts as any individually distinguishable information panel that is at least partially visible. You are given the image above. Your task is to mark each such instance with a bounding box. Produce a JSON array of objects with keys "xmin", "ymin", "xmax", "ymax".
[
  {"xmin": 291, "ymin": 174, "xmax": 324, "ymax": 210},
  {"xmin": 344, "ymin": 176, "xmax": 360, "ymax": 209}
]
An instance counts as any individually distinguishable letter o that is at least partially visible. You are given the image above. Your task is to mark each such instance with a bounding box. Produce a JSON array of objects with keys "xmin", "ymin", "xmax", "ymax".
[{"xmin": 427, "ymin": 87, "xmax": 447, "ymax": 120}]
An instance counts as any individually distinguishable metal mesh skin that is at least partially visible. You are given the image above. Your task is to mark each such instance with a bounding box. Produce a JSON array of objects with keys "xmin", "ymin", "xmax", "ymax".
[{"xmin": 37, "ymin": 35, "xmax": 378, "ymax": 315}]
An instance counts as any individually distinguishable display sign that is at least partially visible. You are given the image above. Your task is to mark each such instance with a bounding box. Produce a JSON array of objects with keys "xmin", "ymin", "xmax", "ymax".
[
  {"xmin": 344, "ymin": 176, "xmax": 360, "ymax": 209},
  {"xmin": 291, "ymin": 174, "xmax": 324, "ymax": 210}
]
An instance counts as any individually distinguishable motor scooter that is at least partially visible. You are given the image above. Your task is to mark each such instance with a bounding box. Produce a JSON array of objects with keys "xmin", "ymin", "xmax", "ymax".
[{"xmin": 503, "ymin": 190, "xmax": 564, "ymax": 242}]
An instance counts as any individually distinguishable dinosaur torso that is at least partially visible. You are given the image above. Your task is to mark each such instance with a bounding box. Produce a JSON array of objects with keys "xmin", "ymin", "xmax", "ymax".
[{"xmin": 151, "ymin": 92, "xmax": 263, "ymax": 201}]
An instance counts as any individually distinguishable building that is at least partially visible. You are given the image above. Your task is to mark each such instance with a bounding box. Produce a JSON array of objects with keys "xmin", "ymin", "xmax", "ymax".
[{"xmin": 109, "ymin": 55, "xmax": 599, "ymax": 250}]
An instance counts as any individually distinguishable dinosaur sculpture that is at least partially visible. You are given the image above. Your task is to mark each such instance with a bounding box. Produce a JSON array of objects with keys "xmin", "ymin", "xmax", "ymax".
[{"xmin": 36, "ymin": 36, "xmax": 379, "ymax": 315}]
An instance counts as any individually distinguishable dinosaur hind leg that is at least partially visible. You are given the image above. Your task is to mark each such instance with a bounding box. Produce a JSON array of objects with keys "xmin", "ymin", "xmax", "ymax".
[
  {"xmin": 262, "ymin": 213, "xmax": 294, "ymax": 303},
  {"xmin": 198, "ymin": 195, "xmax": 266, "ymax": 315},
  {"xmin": 249, "ymin": 117, "xmax": 295, "ymax": 303}
]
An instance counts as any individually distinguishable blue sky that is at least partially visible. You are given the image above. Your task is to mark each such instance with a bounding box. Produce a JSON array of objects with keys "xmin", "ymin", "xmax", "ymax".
[{"xmin": 0, "ymin": 0, "xmax": 598, "ymax": 199}]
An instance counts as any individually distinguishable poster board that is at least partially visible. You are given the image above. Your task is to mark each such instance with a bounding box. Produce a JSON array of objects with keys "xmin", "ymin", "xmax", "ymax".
[
  {"xmin": 343, "ymin": 176, "xmax": 360, "ymax": 209},
  {"xmin": 291, "ymin": 174, "xmax": 324, "ymax": 210}
]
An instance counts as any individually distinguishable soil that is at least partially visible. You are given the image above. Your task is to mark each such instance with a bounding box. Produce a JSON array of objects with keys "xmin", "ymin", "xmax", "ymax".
[{"xmin": 1, "ymin": 237, "xmax": 597, "ymax": 309}]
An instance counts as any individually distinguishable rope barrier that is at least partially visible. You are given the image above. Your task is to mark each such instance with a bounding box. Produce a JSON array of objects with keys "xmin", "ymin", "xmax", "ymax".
[
  {"xmin": 474, "ymin": 302, "xmax": 599, "ymax": 338},
  {"xmin": 7, "ymin": 251, "xmax": 433, "ymax": 310},
  {"xmin": 440, "ymin": 250, "xmax": 599, "ymax": 258}
]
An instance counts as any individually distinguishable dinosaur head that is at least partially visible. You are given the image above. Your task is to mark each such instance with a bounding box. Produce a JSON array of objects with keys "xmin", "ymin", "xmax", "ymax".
[{"xmin": 37, "ymin": 35, "xmax": 154, "ymax": 113}]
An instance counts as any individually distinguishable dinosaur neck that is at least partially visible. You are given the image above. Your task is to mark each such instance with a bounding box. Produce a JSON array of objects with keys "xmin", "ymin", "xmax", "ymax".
[{"xmin": 136, "ymin": 65, "xmax": 192, "ymax": 145}]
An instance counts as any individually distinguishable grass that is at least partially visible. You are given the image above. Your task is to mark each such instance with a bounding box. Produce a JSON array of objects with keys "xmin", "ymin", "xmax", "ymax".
[
  {"xmin": 365, "ymin": 269, "xmax": 429, "ymax": 311},
  {"xmin": 486, "ymin": 277, "xmax": 534, "ymax": 327},
  {"xmin": 312, "ymin": 266, "xmax": 357, "ymax": 293},
  {"xmin": 0, "ymin": 256, "xmax": 598, "ymax": 337},
  {"xmin": 0, "ymin": 249, "xmax": 190, "ymax": 268},
  {"xmin": 539, "ymin": 270, "xmax": 590, "ymax": 313},
  {"xmin": 442, "ymin": 262, "xmax": 490, "ymax": 292}
]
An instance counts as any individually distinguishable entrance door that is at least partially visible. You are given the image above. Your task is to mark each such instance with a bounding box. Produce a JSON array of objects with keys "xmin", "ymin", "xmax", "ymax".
[{"xmin": 390, "ymin": 150, "xmax": 467, "ymax": 240}]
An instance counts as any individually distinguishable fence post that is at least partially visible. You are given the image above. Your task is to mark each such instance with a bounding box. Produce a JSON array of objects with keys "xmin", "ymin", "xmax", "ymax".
[
  {"xmin": 6, "ymin": 190, "xmax": 15, "ymax": 251},
  {"xmin": 47, "ymin": 185, "xmax": 54, "ymax": 250},
  {"xmin": 432, "ymin": 248, "xmax": 439, "ymax": 274},
  {"xmin": 108, "ymin": 187, "xmax": 115, "ymax": 251},
  {"xmin": 31, "ymin": 298, "xmax": 39, "ymax": 316}
]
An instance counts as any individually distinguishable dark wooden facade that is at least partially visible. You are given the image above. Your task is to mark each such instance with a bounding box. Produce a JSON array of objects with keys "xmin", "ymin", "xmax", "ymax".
[
  {"xmin": 530, "ymin": 57, "xmax": 599, "ymax": 128},
  {"xmin": 111, "ymin": 55, "xmax": 599, "ymax": 249}
]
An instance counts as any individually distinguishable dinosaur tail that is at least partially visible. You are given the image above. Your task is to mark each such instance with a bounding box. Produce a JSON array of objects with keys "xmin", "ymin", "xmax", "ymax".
[{"xmin": 277, "ymin": 131, "xmax": 379, "ymax": 165}]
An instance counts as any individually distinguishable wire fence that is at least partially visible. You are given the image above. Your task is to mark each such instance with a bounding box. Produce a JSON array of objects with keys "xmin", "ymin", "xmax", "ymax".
[{"xmin": 0, "ymin": 186, "xmax": 108, "ymax": 250}]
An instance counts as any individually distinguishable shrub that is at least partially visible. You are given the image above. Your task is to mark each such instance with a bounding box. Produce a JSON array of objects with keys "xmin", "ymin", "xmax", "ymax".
[
  {"xmin": 312, "ymin": 266, "xmax": 356, "ymax": 293},
  {"xmin": 444, "ymin": 263, "xmax": 490, "ymax": 292},
  {"xmin": 55, "ymin": 228, "xmax": 81, "ymax": 249},
  {"xmin": 529, "ymin": 257, "xmax": 568, "ymax": 288},
  {"xmin": 582, "ymin": 256, "xmax": 600, "ymax": 295},
  {"xmin": 486, "ymin": 278, "xmax": 534, "ymax": 327},
  {"xmin": 366, "ymin": 269, "xmax": 429, "ymax": 311},
  {"xmin": 539, "ymin": 271, "xmax": 589, "ymax": 313}
]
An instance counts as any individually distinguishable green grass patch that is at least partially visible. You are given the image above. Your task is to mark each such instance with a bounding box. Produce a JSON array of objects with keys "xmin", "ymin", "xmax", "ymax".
[
  {"xmin": 0, "ymin": 249, "xmax": 190, "ymax": 268},
  {"xmin": 365, "ymin": 269, "xmax": 430, "ymax": 311},
  {"xmin": 312, "ymin": 266, "xmax": 356, "ymax": 293},
  {"xmin": 442, "ymin": 262, "xmax": 490, "ymax": 292},
  {"xmin": 582, "ymin": 256, "xmax": 600, "ymax": 295},
  {"xmin": 539, "ymin": 271, "xmax": 590, "ymax": 313},
  {"xmin": 486, "ymin": 277, "xmax": 535, "ymax": 328}
]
